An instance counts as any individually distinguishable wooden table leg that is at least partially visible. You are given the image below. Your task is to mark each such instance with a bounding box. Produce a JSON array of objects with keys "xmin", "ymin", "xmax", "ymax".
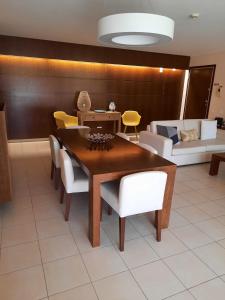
[
  {"xmin": 89, "ymin": 175, "xmax": 101, "ymax": 247},
  {"xmin": 161, "ymin": 165, "xmax": 176, "ymax": 228},
  {"xmin": 118, "ymin": 118, "xmax": 121, "ymax": 132},
  {"xmin": 209, "ymin": 155, "xmax": 220, "ymax": 175}
]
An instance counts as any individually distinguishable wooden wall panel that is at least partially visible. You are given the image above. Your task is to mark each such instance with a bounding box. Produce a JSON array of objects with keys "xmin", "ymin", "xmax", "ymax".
[{"xmin": 0, "ymin": 37, "xmax": 187, "ymax": 139}]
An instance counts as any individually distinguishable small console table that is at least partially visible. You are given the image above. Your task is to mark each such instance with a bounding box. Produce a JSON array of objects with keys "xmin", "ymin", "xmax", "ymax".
[{"xmin": 77, "ymin": 111, "xmax": 121, "ymax": 133}]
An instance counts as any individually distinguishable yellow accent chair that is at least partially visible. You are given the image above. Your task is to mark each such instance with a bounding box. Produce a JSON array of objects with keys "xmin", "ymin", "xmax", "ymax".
[
  {"xmin": 122, "ymin": 110, "xmax": 141, "ymax": 139},
  {"xmin": 53, "ymin": 111, "xmax": 78, "ymax": 129}
]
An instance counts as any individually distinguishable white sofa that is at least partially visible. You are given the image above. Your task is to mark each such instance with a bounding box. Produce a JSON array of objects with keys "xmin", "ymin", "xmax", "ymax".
[{"xmin": 139, "ymin": 119, "xmax": 225, "ymax": 166}]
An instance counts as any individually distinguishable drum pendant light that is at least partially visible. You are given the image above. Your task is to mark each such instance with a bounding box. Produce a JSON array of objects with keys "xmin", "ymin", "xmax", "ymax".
[{"xmin": 97, "ymin": 13, "xmax": 175, "ymax": 47}]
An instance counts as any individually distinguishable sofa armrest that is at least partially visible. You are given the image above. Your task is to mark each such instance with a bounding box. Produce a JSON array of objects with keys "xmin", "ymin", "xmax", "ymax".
[{"xmin": 139, "ymin": 131, "xmax": 173, "ymax": 159}]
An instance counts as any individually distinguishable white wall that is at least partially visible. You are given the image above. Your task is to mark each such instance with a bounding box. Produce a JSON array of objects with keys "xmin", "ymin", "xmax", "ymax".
[{"xmin": 190, "ymin": 51, "xmax": 225, "ymax": 120}]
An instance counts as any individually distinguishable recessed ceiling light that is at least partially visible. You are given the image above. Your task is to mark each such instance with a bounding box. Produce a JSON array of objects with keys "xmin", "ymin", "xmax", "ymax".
[{"xmin": 190, "ymin": 13, "xmax": 200, "ymax": 19}]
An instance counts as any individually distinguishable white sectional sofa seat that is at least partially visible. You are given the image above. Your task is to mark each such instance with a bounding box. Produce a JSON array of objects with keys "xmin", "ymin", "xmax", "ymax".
[{"xmin": 140, "ymin": 119, "xmax": 225, "ymax": 166}]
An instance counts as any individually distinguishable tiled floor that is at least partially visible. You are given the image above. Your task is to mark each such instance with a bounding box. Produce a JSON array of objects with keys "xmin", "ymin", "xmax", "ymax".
[{"xmin": 1, "ymin": 141, "xmax": 225, "ymax": 299}]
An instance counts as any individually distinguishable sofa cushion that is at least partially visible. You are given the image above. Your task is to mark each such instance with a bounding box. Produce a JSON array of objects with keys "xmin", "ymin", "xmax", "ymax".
[
  {"xmin": 203, "ymin": 138, "xmax": 225, "ymax": 152},
  {"xmin": 172, "ymin": 140, "xmax": 206, "ymax": 155},
  {"xmin": 201, "ymin": 120, "xmax": 217, "ymax": 140},
  {"xmin": 183, "ymin": 119, "xmax": 202, "ymax": 139},
  {"xmin": 151, "ymin": 120, "xmax": 184, "ymax": 139},
  {"xmin": 157, "ymin": 125, "xmax": 179, "ymax": 145}
]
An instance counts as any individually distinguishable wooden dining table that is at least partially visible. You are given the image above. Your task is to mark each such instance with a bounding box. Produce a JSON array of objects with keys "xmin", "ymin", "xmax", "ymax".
[{"xmin": 56, "ymin": 129, "xmax": 176, "ymax": 247}]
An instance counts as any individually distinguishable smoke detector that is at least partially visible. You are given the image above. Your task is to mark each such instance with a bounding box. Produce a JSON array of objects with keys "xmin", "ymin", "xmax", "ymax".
[{"xmin": 190, "ymin": 13, "xmax": 200, "ymax": 19}]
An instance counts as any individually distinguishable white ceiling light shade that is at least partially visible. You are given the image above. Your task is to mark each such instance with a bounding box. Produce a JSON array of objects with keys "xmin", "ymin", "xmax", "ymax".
[{"xmin": 98, "ymin": 13, "xmax": 175, "ymax": 47}]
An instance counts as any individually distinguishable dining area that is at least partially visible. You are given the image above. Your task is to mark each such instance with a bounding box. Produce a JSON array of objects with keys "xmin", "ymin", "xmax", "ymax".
[{"xmin": 50, "ymin": 126, "xmax": 176, "ymax": 250}]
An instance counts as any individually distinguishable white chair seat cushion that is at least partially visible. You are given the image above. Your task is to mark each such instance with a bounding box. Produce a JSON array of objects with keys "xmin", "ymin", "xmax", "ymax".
[
  {"xmin": 101, "ymin": 181, "xmax": 120, "ymax": 214},
  {"xmin": 172, "ymin": 140, "xmax": 206, "ymax": 155},
  {"xmin": 67, "ymin": 167, "xmax": 89, "ymax": 193}
]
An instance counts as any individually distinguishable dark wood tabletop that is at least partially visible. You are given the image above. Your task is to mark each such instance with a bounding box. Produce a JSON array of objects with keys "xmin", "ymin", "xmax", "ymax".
[{"xmin": 57, "ymin": 128, "xmax": 176, "ymax": 247}]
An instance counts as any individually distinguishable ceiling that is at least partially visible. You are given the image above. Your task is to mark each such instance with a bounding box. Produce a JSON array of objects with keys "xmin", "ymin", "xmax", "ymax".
[{"xmin": 0, "ymin": 0, "xmax": 225, "ymax": 57}]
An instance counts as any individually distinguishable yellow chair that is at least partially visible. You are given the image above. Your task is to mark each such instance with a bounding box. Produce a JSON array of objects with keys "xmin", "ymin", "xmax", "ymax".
[
  {"xmin": 53, "ymin": 111, "xmax": 78, "ymax": 129},
  {"xmin": 122, "ymin": 110, "xmax": 141, "ymax": 139}
]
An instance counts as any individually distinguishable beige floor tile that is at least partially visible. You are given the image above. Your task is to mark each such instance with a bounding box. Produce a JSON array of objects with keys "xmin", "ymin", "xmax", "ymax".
[
  {"xmin": 166, "ymin": 291, "xmax": 195, "ymax": 299},
  {"xmin": 2, "ymin": 206, "xmax": 35, "ymax": 227},
  {"xmin": 195, "ymin": 219, "xmax": 225, "ymax": 240},
  {"xmin": 194, "ymin": 242, "xmax": 225, "ymax": 276},
  {"xmin": 190, "ymin": 278, "xmax": 225, "ymax": 300},
  {"xmin": 94, "ymin": 271, "xmax": 146, "ymax": 300},
  {"xmin": 82, "ymin": 246, "xmax": 127, "ymax": 281},
  {"xmin": 128, "ymin": 213, "xmax": 156, "ymax": 235},
  {"xmin": 101, "ymin": 219, "xmax": 140, "ymax": 243},
  {"xmin": 198, "ymin": 187, "xmax": 225, "ymax": 201},
  {"xmin": 33, "ymin": 203, "xmax": 62, "ymax": 221},
  {"xmin": 118, "ymin": 237, "xmax": 159, "ymax": 268},
  {"xmin": 39, "ymin": 234, "xmax": 79, "ymax": 263},
  {"xmin": 0, "ymin": 241, "xmax": 41, "ymax": 274},
  {"xmin": 197, "ymin": 201, "xmax": 225, "ymax": 217},
  {"xmin": 49, "ymin": 284, "xmax": 98, "ymax": 300},
  {"xmin": 36, "ymin": 217, "xmax": 70, "ymax": 239},
  {"xmin": 145, "ymin": 230, "xmax": 187, "ymax": 258},
  {"xmin": 44, "ymin": 255, "xmax": 90, "ymax": 295},
  {"xmin": 176, "ymin": 206, "xmax": 211, "ymax": 224},
  {"xmin": 0, "ymin": 265, "xmax": 47, "ymax": 300},
  {"xmin": 181, "ymin": 190, "xmax": 209, "ymax": 205},
  {"xmin": 131, "ymin": 260, "xmax": 185, "ymax": 300},
  {"xmin": 171, "ymin": 194, "xmax": 192, "ymax": 209},
  {"xmin": 169, "ymin": 211, "xmax": 190, "ymax": 228},
  {"xmin": 2, "ymin": 222, "xmax": 37, "ymax": 247},
  {"xmin": 72, "ymin": 227, "xmax": 111, "ymax": 254},
  {"xmin": 171, "ymin": 224, "xmax": 213, "ymax": 249},
  {"xmin": 164, "ymin": 251, "xmax": 216, "ymax": 288}
]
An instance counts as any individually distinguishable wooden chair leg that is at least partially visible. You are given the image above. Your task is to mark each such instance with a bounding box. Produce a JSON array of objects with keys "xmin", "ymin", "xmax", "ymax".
[
  {"xmin": 54, "ymin": 168, "xmax": 60, "ymax": 190},
  {"xmin": 100, "ymin": 198, "xmax": 103, "ymax": 221},
  {"xmin": 107, "ymin": 204, "xmax": 112, "ymax": 215},
  {"xmin": 60, "ymin": 181, "xmax": 65, "ymax": 204},
  {"xmin": 155, "ymin": 210, "xmax": 162, "ymax": 242},
  {"xmin": 50, "ymin": 161, "xmax": 54, "ymax": 180},
  {"xmin": 123, "ymin": 125, "xmax": 127, "ymax": 133},
  {"xmin": 134, "ymin": 126, "xmax": 138, "ymax": 140},
  {"xmin": 119, "ymin": 217, "xmax": 126, "ymax": 251},
  {"xmin": 64, "ymin": 193, "xmax": 71, "ymax": 221}
]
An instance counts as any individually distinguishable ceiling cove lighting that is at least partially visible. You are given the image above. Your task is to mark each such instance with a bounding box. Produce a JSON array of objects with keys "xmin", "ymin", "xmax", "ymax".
[{"xmin": 98, "ymin": 13, "xmax": 175, "ymax": 47}]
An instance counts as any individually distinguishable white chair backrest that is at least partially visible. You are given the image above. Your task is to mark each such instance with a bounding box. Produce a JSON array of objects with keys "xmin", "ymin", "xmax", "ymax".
[
  {"xmin": 119, "ymin": 171, "xmax": 167, "ymax": 217},
  {"xmin": 49, "ymin": 135, "xmax": 60, "ymax": 168},
  {"xmin": 59, "ymin": 149, "xmax": 75, "ymax": 192},
  {"xmin": 138, "ymin": 142, "xmax": 158, "ymax": 154},
  {"xmin": 116, "ymin": 132, "xmax": 130, "ymax": 141}
]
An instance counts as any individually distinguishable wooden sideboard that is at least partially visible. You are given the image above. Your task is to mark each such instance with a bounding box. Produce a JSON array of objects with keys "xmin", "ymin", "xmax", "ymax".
[
  {"xmin": 77, "ymin": 111, "xmax": 121, "ymax": 133},
  {"xmin": 0, "ymin": 103, "xmax": 12, "ymax": 203}
]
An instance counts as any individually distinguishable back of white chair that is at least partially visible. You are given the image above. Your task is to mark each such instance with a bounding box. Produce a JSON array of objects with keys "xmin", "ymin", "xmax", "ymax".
[
  {"xmin": 138, "ymin": 142, "xmax": 158, "ymax": 154},
  {"xmin": 116, "ymin": 132, "xmax": 130, "ymax": 141},
  {"xmin": 119, "ymin": 171, "xmax": 167, "ymax": 217},
  {"xmin": 59, "ymin": 149, "xmax": 75, "ymax": 193},
  {"xmin": 49, "ymin": 135, "xmax": 60, "ymax": 168}
]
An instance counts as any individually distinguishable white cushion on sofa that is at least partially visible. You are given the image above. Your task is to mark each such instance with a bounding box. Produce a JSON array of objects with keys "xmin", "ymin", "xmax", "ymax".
[
  {"xmin": 172, "ymin": 140, "xmax": 206, "ymax": 155},
  {"xmin": 151, "ymin": 120, "xmax": 184, "ymax": 139},
  {"xmin": 204, "ymin": 138, "xmax": 225, "ymax": 152},
  {"xmin": 183, "ymin": 119, "xmax": 202, "ymax": 139},
  {"xmin": 201, "ymin": 120, "xmax": 217, "ymax": 140}
]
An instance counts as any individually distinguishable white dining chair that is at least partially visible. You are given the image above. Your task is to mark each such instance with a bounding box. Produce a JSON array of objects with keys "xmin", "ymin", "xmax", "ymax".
[
  {"xmin": 138, "ymin": 142, "xmax": 158, "ymax": 154},
  {"xmin": 49, "ymin": 135, "xmax": 80, "ymax": 190},
  {"xmin": 59, "ymin": 149, "xmax": 89, "ymax": 221},
  {"xmin": 116, "ymin": 132, "xmax": 130, "ymax": 141},
  {"xmin": 101, "ymin": 171, "xmax": 167, "ymax": 251}
]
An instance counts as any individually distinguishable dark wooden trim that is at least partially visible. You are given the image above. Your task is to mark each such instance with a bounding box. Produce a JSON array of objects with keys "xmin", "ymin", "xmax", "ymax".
[{"xmin": 0, "ymin": 35, "xmax": 190, "ymax": 69}]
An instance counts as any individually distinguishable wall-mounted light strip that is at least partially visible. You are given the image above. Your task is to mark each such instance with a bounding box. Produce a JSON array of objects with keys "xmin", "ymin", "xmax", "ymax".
[{"xmin": 0, "ymin": 54, "xmax": 182, "ymax": 73}]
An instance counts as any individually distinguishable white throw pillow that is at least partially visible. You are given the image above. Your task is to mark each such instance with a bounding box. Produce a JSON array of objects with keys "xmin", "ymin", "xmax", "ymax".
[{"xmin": 201, "ymin": 120, "xmax": 217, "ymax": 140}]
